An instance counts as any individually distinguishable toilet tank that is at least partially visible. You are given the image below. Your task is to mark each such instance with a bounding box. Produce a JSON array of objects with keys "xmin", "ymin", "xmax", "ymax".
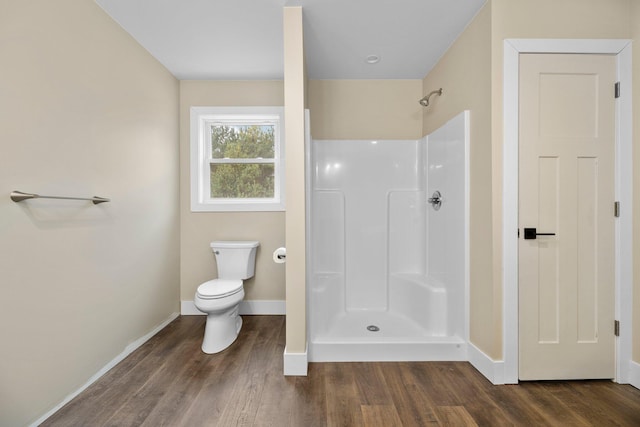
[{"xmin": 211, "ymin": 241, "xmax": 260, "ymax": 279}]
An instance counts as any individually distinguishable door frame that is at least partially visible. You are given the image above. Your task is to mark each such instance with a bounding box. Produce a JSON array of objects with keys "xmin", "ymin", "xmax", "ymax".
[{"xmin": 502, "ymin": 39, "xmax": 633, "ymax": 384}]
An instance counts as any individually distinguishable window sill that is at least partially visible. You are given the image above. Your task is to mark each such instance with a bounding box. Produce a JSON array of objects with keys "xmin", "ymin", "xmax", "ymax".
[{"xmin": 190, "ymin": 201, "xmax": 285, "ymax": 213}]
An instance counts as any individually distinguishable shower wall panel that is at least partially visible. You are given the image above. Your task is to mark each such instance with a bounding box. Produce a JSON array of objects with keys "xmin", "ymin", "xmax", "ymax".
[
  {"xmin": 309, "ymin": 190, "xmax": 346, "ymax": 333},
  {"xmin": 388, "ymin": 190, "xmax": 425, "ymax": 275},
  {"xmin": 313, "ymin": 140, "xmax": 420, "ymax": 312},
  {"xmin": 312, "ymin": 191, "xmax": 345, "ymax": 274},
  {"xmin": 308, "ymin": 111, "xmax": 469, "ymax": 360},
  {"xmin": 426, "ymin": 112, "xmax": 468, "ymax": 337}
]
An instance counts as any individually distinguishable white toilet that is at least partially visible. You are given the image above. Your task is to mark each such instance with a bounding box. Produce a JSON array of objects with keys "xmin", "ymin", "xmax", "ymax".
[{"xmin": 194, "ymin": 240, "xmax": 259, "ymax": 354}]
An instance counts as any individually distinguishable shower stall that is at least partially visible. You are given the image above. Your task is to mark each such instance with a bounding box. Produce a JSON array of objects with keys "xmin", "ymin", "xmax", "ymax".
[{"xmin": 307, "ymin": 111, "xmax": 469, "ymax": 362}]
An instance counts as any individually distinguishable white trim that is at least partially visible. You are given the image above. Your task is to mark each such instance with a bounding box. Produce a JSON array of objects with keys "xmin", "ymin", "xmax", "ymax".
[
  {"xmin": 31, "ymin": 312, "xmax": 180, "ymax": 427},
  {"xmin": 629, "ymin": 361, "xmax": 640, "ymax": 390},
  {"xmin": 614, "ymin": 45, "xmax": 633, "ymax": 385},
  {"xmin": 309, "ymin": 340, "xmax": 467, "ymax": 362},
  {"xmin": 468, "ymin": 342, "xmax": 505, "ymax": 385},
  {"xmin": 502, "ymin": 40, "xmax": 520, "ymax": 384},
  {"xmin": 503, "ymin": 39, "xmax": 633, "ymax": 384},
  {"xmin": 506, "ymin": 38, "xmax": 630, "ymax": 54},
  {"xmin": 181, "ymin": 299, "xmax": 286, "ymax": 315},
  {"xmin": 239, "ymin": 300, "xmax": 286, "ymax": 315},
  {"xmin": 463, "ymin": 110, "xmax": 471, "ymax": 346},
  {"xmin": 283, "ymin": 344, "xmax": 308, "ymax": 376},
  {"xmin": 181, "ymin": 300, "xmax": 204, "ymax": 315}
]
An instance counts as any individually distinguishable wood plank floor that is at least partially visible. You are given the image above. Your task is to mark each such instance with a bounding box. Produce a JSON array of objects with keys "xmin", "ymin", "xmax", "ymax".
[{"xmin": 42, "ymin": 316, "xmax": 640, "ymax": 426}]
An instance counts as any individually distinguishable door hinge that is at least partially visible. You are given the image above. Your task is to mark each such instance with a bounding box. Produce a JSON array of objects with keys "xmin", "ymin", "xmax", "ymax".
[
  {"xmin": 615, "ymin": 82, "xmax": 621, "ymax": 98},
  {"xmin": 614, "ymin": 320, "xmax": 620, "ymax": 337},
  {"xmin": 614, "ymin": 201, "xmax": 620, "ymax": 217}
]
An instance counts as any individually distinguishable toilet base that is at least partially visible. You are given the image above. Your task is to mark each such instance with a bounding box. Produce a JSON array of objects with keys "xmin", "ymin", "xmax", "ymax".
[{"xmin": 201, "ymin": 306, "xmax": 243, "ymax": 354}]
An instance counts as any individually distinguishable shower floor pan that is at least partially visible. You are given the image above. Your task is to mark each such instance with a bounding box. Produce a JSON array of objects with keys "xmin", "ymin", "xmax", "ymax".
[{"xmin": 309, "ymin": 310, "xmax": 467, "ymax": 362}]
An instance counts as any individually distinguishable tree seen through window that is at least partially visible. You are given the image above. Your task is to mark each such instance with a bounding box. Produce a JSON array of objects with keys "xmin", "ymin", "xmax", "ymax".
[{"xmin": 210, "ymin": 125, "xmax": 275, "ymax": 198}]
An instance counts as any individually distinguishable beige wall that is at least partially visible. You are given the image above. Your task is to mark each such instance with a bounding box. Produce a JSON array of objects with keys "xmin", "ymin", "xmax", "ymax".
[
  {"xmin": 489, "ymin": 0, "xmax": 633, "ymax": 360},
  {"xmin": 0, "ymin": 1, "xmax": 180, "ymax": 426},
  {"xmin": 283, "ymin": 6, "xmax": 308, "ymax": 356},
  {"xmin": 309, "ymin": 80, "xmax": 423, "ymax": 140},
  {"xmin": 632, "ymin": 0, "xmax": 640, "ymax": 363},
  {"xmin": 423, "ymin": 0, "xmax": 640, "ymax": 359},
  {"xmin": 179, "ymin": 81, "xmax": 286, "ymax": 302},
  {"xmin": 422, "ymin": 0, "xmax": 635, "ymax": 361},
  {"xmin": 421, "ymin": 4, "xmax": 496, "ymax": 357}
]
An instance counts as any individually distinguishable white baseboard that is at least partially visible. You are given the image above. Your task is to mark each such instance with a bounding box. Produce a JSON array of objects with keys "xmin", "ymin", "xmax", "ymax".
[
  {"xmin": 31, "ymin": 311, "xmax": 180, "ymax": 427},
  {"xmin": 240, "ymin": 300, "xmax": 286, "ymax": 315},
  {"xmin": 284, "ymin": 344, "xmax": 308, "ymax": 376},
  {"xmin": 629, "ymin": 361, "xmax": 640, "ymax": 390},
  {"xmin": 468, "ymin": 342, "xmax": 639, "ymax": 388},
  {"xmin": 468, "ymin": 341, "xmax": 508, "ymax": 385},
  {"xmin": 181, "ymin": 299, "xmax": 286, "ymax": 315}
]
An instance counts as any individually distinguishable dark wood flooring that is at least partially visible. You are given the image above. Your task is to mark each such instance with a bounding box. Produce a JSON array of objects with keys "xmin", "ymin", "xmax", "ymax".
[{"xmin": 42, "ymin": 316, "xmax": 640, "ymax": 426}]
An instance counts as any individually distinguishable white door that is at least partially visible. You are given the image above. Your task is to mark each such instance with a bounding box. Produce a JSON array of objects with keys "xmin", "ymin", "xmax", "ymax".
[{"xmin": 518, "ymin": 53, "xmax": 616, "ymax": 380}]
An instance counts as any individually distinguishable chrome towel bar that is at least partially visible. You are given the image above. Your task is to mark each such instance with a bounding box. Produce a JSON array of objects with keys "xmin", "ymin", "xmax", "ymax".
[{"xmin": 10, "ymin": 190, "xmax": 110, "ymax": 205}]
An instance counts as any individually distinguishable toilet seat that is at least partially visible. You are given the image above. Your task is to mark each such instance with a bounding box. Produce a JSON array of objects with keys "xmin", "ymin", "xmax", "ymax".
[{"xmin": 196, "ymin": 279, "xmax": 243, "ymax": 300}]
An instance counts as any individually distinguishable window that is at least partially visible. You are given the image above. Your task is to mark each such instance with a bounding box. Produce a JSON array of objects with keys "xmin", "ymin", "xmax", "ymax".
[{"xmin": 190, "ymin": 107, "xmax": 285, "ymax": 212}]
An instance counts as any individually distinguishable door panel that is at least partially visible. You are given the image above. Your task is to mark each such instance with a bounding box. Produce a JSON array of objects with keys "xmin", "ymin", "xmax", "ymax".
[{"xmin": 519, "ymin": 53, "xmax": 615, "ymax": 380}]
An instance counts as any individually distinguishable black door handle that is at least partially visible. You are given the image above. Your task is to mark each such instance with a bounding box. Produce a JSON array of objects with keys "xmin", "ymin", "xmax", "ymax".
[{"xmin": 523, "ymin": 227, "xmax": 556, "ymax": 240}]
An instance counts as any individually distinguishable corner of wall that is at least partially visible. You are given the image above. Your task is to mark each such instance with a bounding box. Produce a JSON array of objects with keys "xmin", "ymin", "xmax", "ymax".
[
  {"xmin": 468, "ymin": 341, "xmax": 508, "ymax": 385},
  {"xmin": 283, "ymin": 5, "xmax": 308, "ymax": 356}
]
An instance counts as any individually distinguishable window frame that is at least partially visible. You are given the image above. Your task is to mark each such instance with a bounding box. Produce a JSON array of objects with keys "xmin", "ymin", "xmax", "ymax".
[{"xmin": 190, "ymin": 106, "xmax": 285, "ymax": 212}]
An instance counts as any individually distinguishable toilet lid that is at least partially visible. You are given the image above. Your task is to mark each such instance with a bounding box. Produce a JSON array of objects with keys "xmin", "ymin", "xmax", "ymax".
[{"xmin": 196, "ymin": 279, "xmax": 243, "ymax": 299}]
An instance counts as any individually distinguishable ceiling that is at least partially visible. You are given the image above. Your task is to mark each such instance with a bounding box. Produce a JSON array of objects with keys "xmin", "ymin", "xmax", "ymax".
[{"xmin": 95, "ymin": 0, "xmax": 487, "ymax": 80}]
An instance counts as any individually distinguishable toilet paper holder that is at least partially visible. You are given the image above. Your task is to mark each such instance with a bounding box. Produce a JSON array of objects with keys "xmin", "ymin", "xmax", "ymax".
[{"xmin": 273, "ymin": 247, "xmax": 287, "ymax": 263}]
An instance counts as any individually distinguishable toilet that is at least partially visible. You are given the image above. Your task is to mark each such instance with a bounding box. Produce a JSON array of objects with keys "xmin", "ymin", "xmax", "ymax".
[{"xmin": 194, "ymin": 240, "xmax": 259, "ymax": 354}]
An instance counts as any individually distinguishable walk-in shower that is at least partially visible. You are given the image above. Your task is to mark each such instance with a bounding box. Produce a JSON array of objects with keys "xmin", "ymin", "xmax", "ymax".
[{"xmin": 307, "ymin": 111, "xmax": 469, "ymax": 362}]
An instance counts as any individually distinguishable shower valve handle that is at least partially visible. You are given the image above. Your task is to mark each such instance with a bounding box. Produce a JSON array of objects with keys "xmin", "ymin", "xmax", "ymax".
[{"xmin": 427, "ymin": 191, "xmax": 442, "ymax": 210}]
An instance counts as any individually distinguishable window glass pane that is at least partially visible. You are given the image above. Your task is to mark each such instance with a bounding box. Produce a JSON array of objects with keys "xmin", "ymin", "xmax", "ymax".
[
  {"xmin": 211, "ymin": 124, "xmax": 275, "ymax": 159},
  {"xmin": 210, "ymin": 164, "xmax": 275, "ymax": 198}
]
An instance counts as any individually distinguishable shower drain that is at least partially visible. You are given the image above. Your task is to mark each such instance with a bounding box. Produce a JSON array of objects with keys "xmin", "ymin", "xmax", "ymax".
[{"xmin": 366, "ymin": 325, "xmax": 380, "ymax": 332}]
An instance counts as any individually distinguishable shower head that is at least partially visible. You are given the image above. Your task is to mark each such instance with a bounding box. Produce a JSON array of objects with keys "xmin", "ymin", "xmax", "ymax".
[{"xmin": 419, "ymin": 88, "xmax": 443, "ymax": 107}]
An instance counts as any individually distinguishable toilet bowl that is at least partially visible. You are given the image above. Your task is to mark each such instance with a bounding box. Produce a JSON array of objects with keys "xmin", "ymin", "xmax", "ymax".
[
  {"xmin": 195, "ymin": 279, "xmax": 245, "ymax": 354},
  {"xmin": 194, "ymin": 241, "xmax": 259, "ymax": 354}
]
